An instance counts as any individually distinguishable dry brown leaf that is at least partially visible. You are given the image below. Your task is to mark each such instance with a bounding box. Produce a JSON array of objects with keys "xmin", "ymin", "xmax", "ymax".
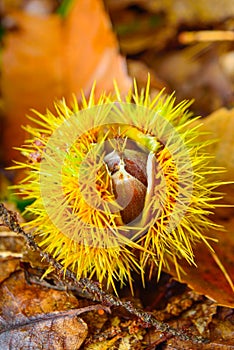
[
  {"xmin": 0, "ymin": 258, "xmax": 21, "ymax": 283},
  {"xmin": 0, "ymin": 270, "xmax": 88, "ymax": 349},
  {"xmin": 165, "ymin": 108, "xmax": 234, "ymax": 307},
  {"xmin": 1, "ymin": 0, "xmax": 131, "ymax": 164},
  {"xmin": 167, "ymin": 226, "xmax": 234, "ymax": 308},
  {"xmin": 195, "ymin": 108, "xmax": 234, "ymax": 182}
]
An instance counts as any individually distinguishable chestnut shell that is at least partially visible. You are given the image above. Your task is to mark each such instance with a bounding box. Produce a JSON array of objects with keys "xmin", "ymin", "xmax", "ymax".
[{"xmin": 104, "ymin": 148, "xmax": 148, "ymax": 224}]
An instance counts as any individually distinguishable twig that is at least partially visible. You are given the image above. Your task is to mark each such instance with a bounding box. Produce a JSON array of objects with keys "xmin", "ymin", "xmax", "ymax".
[{"xmin": 0, "ymin": 203, "xmax": 208, "ymax": 344}]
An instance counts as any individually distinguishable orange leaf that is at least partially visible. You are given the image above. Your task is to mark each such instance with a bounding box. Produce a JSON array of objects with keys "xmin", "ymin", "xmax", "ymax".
[
  {"xmin": 2, "ymin": 12, "xmax": 63, "ymax": 163},
  {"xmin": 167, "ymin": 223, "xmax": 234, "ymax": 308},
  {"xmin": 166, "ymin": 108, "xmax": 234, "ymax": 307},
  {"xmin": 1, "ymin": 0, "xmax": 131, "ymax": 164}
]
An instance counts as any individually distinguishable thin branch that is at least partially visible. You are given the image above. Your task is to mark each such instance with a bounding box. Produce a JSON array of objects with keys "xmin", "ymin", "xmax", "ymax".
[{"xmin": 0, "ymin": 203, "xmax": 208, "ymax": 344}]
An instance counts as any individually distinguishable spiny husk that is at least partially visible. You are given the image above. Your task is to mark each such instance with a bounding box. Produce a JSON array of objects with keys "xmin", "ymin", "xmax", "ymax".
[{"xmin": 11, "ymin": 79, "xmax": 228, "ymax": 293}]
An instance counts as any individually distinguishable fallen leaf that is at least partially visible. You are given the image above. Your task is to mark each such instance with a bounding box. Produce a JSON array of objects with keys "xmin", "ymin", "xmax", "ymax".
[
  {"xmin": 165, "ymin": 108, "xmax": 234, "ymax": 307},
  {"xmin": 167, "ymin": 228, "xmax": 234, "ymax": 308},
  {"xmin": 63, "ymin": 0, "xmax": 131, "ymax": 99},
  {"xmin": 0, "ymin": 270, "xmax": 88, "ymax": 349},
  {"xmin": 194, "ymin": 108, "xmax": 234, "ymax": 182},
  {"xmin": 0, "ymin": 258, "xmax": 21, "ymax": 283},
  {"xmin": 1, "ymin": 0, "xmax": 131, "ymax": 164}
]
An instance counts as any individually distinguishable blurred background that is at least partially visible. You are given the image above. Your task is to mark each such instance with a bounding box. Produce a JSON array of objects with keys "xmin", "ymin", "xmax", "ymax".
[{"xmin": 0, "ymin": 0, "xmax": 233, "ymax": 169}]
